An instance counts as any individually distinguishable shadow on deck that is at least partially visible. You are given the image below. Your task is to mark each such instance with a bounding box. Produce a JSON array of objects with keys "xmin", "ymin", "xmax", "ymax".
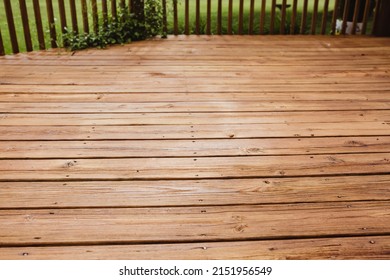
[{"xmin": 0, "ymin": 35, "xmax": 389, "ymax": 259}]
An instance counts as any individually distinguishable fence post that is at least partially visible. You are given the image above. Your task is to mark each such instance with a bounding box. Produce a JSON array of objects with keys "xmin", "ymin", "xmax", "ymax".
[
  {"xmin": 373, "ymin": 0, "xmax": 390, "ymax": 36},
  {"xmin": 0, "ymin": 28, "xmax": 4, "ymax": 56}
]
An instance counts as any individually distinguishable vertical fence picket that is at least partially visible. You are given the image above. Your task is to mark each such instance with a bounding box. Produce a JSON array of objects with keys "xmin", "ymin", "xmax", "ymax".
[
  {"xmin": 280, "ymin": 0, "xmax": 287, "ymax": 34},
  {"xmin": 291, "ymin": 0, "xmax": 298, "ymax": 34},
  {"xmin": 58, "ymin": 0, "xmax": 67, "ymax": 33},
  {"xmin": 311, "ymin": 0, "xmax": 319, "ymax": 34},
  {"xmin": 217, "ymin": 0, "xmax": 222, "ymax": 35},
  {"xmin": 195, "ymin": 0, "xmax": 200, "ymax": 34},
  {"xmin": 361, "ymin": 0, "xmax": 371, "ymax": 35},
  {"xmin": 91, "ymin": 0, "xmax": 98, "ymax": 33},
  {"xmin": 173, "ymin": 0, "xmax": 178, "ymax": 35},
  {"xmin": 239, "ymin": 0, "xmax": 244, "ymax": 35},
  {"xmin": 162, "ymin": 0, "xmax": 168, "ymax": 35},
  {"xmin": 81, "ymin": 0, "xmax": 89, "ymax": 34},
  {"xmin": 270, "ymin": 0, "xmax": 276, "ymax": 34},
  {"xmin": 3, "ymin": 0, "xmax": 19, "ymax": 53},
  {"xmin": 185, "ymin": 0, "xmax": 189, "ymax": 35},
  {"xmin": 19, "ymin": 0, "xmax": 33, "ymax": 52},
  {"xmin": 331, "ymin": 0, "xmax": 339, "ymax": 34},
  {"xmin": 341, "ymin": 0, "xmax": 351, "ymax": 35},
  {"xmin": 228, "ymin": 0, "xmax": 233, "ymax": 34},
  {"xmin": 249, "ymin": 0, "xmax": 255, "ymax": 34},
  {"xmin": 351, "ymin": 0, "xmax": 361, "ymax": 35},
  {"xmin": 321, "ymin": 0, "xmax": 330, "ymax": 35},
  {"xmin": 69, "ymin": 0, "xmax": 78, "ymax": 34},
  {"xmin": 372, "ymin": 0, "xmax": 381, "ymax": 35},
  {"xmin": 260, "ymin": 0, "xmax": 266, "ymax": 34},
  {"xmin": 112, "ymin": 0, "xmax": 117, "ymax": 18},
  {"xmin": 0, "ymin": 27, "xmax": 4, "ymax": 55},
  {"xmin": 300, "ymin": 0, "xmax": 308, "ymax": 34},
  {"xmin": 207, "ymin": 0, "xmax": 211, "ymax": 35},
  {"xmin": 33, "ymin": 0, "xmax": 46, "ymax": 49},
  {"xmin": 46, "ymin": 0, "xmax": 57, "ymax": 48},
  {"xmin": 102, "ymin": 0, "xmax": 108, "ymax": 24}
]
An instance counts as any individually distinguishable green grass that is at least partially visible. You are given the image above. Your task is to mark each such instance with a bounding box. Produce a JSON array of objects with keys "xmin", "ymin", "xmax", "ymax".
[
  {"xmin": 167, "ymin": 0, "xmax": 337, "ymax": 34},
  {"xmin": 0, "ymin": 0, "xmax": 97, "ymax": 54},
  {"xmin": 0, "ymin": 0, "xmax": 374, "ymax": 55}
]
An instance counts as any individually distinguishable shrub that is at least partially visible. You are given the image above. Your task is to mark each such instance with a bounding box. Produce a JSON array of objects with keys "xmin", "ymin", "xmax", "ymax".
[{"xmin": 63, "ymin": 1, "xmax": 163, "ymax": 51}]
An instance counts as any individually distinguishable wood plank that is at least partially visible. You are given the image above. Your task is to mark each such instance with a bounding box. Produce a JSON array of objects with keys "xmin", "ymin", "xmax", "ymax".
[
  {"xmin": 0, "ymin": 153, "xmax": 389, "ymax": 181},
  {"xmin": 1, "ymin": 83, "xmax": 389, "ymax": 93},
  {"xmin": 2, "ymin": 63, "xmax": 390, "ymax": 72},
  {"xmin": 1, "ymin": 69, "xmax": 390, "ymax": 81},
  {"xmin": 0, "ymin": 100, "xmax": 389, "ymax": 113},
  {"xmin": 0, "ymin": 111, "xmax": 389, "ymax": 125},
  {"xmin": 0, "ymin": 122, "xmax": 388, "ymax": 140},
  {"xmin": 1, "ymin": 235, "xmax": 389, "ymax": 259},
  {"xmin": 1, "ymin": 136, "xmax": 389, "ymax": 159},
  {"xmin": 1, "ymin": 175, "xmax": 389, "ymax": 209},
  {"xmin": 1, "ymin": 91, "xmax": 389, "ymax": 103},
  {"xmin": 1, "ymin": 77, "xmax": 389, "ymax": 87},
  {"xmin": 0, "ymin": 201, "xmax": 388, "ymax": 246}
]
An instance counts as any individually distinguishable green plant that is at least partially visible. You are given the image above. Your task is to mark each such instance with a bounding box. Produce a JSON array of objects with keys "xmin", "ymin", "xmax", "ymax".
[{"xmin": 63, "ymin": 1, "xmax": 163, "ymax": 51}]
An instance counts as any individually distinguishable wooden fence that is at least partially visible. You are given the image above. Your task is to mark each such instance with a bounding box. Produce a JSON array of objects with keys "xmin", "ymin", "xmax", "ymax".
[{"xmin": 0, "ymin": 0, "xmax": 384, "ymax": 55}]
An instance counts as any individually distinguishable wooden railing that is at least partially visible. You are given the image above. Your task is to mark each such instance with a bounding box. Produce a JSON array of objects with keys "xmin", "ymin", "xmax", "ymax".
[{"xmin": 0, "ymin": 0, "xmax": 384, "ymax": 56}]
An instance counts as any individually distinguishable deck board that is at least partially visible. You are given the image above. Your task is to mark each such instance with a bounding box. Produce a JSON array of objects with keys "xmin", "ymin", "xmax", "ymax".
[{"xmin": 0, "ymin": 35, "xmax": 389, "ymax": 259}]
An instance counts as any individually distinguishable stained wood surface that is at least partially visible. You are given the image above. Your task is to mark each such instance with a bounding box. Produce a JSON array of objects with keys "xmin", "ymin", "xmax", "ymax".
[{"xmin": 0, "ymin": 36, "xmax": 389, "ymax": 260}]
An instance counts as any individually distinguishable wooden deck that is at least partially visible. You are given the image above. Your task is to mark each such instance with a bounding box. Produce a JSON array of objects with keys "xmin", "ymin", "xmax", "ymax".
[{"xmin": 0, "ymin": 36, "xmax": 390, "ymax": 260}]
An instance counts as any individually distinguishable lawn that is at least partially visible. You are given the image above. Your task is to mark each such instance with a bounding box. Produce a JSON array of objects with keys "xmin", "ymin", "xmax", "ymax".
[
  {"xmin": 0, "ymin": 0, "xmax": 366, "ymax": 55},
  {"xmin": 169, "ymin": 0, "xmax": 336, "ymax": 34}
]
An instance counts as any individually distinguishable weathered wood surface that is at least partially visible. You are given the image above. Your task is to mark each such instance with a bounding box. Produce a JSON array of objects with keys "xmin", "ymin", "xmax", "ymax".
[
  {"xmin": 1, "ymin": 235, "xmax": 388, "ymax": 260},
  {"xmin": 0, "ymin": 36, "xmax": 389, "ymax": 259}
]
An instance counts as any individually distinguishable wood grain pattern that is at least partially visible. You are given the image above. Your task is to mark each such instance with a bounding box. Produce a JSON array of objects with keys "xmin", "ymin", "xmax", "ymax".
[
  {"xmin": 1, "ymin": 175, "xmax": 389, "ymax": 209},
  {"xmin": 0, "ymin": 153, "xmax": 389, "ymax": 181},
  {"xmin": 0, "ymin": 36, "xmax": 389, "ymax": 259},
  {"xmin": 0, "ymin": 201, "xmax": 389, "ymax": 246},
  {"xmin": 1, "ymin": 235, "xmax": 389, "ymax": 260},
  {"xmin": 1, "ymin": 136, "xmax": 389, "ymax": 159}
]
